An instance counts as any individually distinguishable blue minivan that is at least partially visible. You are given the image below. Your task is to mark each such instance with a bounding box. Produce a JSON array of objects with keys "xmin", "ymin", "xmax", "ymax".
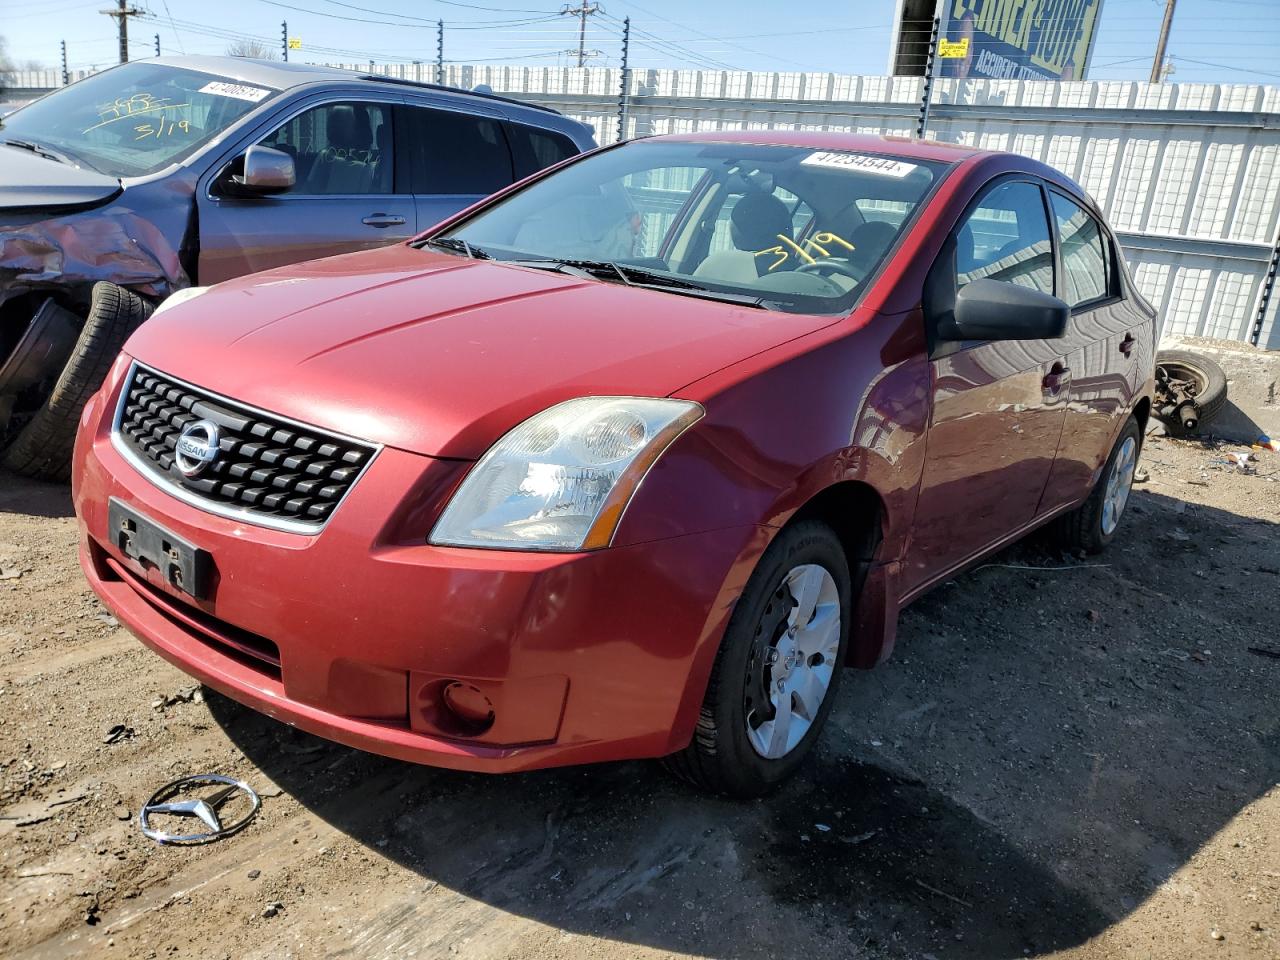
[{"xmin": 0, "ymin": 55, "xmax": 595, "ymax": 478}]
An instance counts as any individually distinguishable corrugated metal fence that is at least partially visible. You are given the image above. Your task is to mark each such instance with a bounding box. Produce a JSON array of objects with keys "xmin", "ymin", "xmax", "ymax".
[{"xmin": 7, "ymin": 64, "xmax": 1280, "ymax": 349}]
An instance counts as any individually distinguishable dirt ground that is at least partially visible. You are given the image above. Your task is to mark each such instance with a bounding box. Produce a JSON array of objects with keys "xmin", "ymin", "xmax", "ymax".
[{"xmin": 1, "ymin": 432, "xmax": 1277, "ymax": 960}]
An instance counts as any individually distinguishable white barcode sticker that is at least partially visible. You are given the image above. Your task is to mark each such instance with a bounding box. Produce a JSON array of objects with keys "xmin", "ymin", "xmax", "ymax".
[
  {"xmin": 801, "ymin": 152, "xmax": 919, "ymax": 178},
  {"xmin": 198, "ymin": 81, "xmax": 272, "ymax": 102}
]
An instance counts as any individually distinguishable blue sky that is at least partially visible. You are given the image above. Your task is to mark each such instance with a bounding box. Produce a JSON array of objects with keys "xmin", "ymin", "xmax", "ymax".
[{"xmin": 3, "ymin": 0, "xmax": 1278, "ymax": 85}]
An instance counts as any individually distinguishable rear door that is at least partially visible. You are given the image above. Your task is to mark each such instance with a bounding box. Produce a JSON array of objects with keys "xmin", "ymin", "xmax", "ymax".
[
  {"xmin": 395, "ymin": 103, "xmax": 514, "ymax": 231},
  {"xmin": 1038, "ymin": 190, "xmax": 1146, "ymax": 512},
  {"xmin": 197, "ymin": 98, "xmax": 416, "ymax": 284},
  {"xmin": 903, "ymin": 177, "xmax": 1070, "ymax": 593}
]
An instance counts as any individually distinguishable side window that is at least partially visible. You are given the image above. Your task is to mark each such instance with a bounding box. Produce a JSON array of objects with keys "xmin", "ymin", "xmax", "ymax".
[
  {"xmin": 507, "ymin": 123, "xmax": 579, "ymax": 177},
  {"xmin": 1051, "ymin": 193, "xmax": 1111, "ymax": 307},
  {"xmin": 398, "ymin": 106, "xmax": 513, "ymax": 196},
  {"xmin": 260, "ymin": 101, "xmax": 392, "ymax": 196},
  {"xmin": 954, "ymin": 181, "xmax": 1053, "ymax": 295},
  {"xmin": 622, "ymin": 166, "xmax": 706, "ymax": 258}
]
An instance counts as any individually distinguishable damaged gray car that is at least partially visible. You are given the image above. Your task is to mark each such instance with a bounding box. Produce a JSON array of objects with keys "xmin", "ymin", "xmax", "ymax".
[{"xmin": 0, "ymin": 55, "xmax": 594, "ymax": 479}]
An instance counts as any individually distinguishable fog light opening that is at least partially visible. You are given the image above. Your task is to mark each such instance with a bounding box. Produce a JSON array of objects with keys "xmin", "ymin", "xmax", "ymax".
[{"xmin": 441, "ymin": 681, "xmax": 495, "ymax": 736}]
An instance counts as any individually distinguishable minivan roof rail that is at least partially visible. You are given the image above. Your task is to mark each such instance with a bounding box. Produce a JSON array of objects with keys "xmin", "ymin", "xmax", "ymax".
[{"xmin": 356, "ymin": 74, "xmax": 560, "ymax": 115}]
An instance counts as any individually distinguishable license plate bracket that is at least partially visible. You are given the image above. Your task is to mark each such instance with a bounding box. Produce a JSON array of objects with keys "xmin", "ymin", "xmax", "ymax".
[{"xmin": 108, "ymin": 498, "xmax": 212, "ymax": 601}]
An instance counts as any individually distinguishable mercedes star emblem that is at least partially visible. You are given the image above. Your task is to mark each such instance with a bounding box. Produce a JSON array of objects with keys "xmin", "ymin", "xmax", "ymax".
[{"xmin": 139, "ymin": 773, "xmax": 261, "ymax": 845}]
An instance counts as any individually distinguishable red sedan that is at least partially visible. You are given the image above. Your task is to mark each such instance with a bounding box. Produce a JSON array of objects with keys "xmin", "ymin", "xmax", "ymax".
[{"xmin": 72, "ymin": 133, "xmax": 1154, "ymax": 796}]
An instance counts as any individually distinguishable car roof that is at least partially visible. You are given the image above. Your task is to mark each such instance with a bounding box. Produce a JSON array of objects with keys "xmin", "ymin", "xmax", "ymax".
[
  {"xmin": 138, "ymin": 55, "xmax": 563, "ymax": 119},
  {"xmin": 650, "ymin": 130, "xmax": 984, "ymax": 163}
]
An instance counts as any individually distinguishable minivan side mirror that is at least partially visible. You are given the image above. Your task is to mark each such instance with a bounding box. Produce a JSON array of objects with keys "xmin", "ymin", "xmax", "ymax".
[
  {"xmin": 232, "ymin": 145, "xmax": 296, "ymax": 195},
  {"xmin": 937, "ymin": 277, "xmax": 1070, "ymax": 342}
]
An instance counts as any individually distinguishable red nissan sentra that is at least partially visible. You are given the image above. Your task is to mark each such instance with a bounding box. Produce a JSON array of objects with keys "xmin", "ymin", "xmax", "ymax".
[{"xmin": 72, "ymin": 133, "xmax": 1154, "ymax": 796}]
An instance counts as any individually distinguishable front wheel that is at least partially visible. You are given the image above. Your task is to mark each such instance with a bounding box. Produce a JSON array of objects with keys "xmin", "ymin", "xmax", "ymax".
[{"xmin": 666, "ymin": 520, "xmax": 851, "ymax": 798}]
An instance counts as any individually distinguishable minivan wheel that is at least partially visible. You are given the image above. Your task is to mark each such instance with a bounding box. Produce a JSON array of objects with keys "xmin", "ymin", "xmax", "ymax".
[
  {"xmin": 2, "ymin": 283, "xmax": 152, "ymax": 482},
  {"xmin": 665, "ymin": 520, "xmax": 851, "ymax": 798},
  {"xmin": 1051, "ymin": 416, "xmax": 1142, "ymax": 555}
]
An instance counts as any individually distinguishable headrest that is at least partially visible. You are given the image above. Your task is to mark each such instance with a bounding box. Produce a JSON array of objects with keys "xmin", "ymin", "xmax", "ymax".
[
  {"xmin": 730, "ymin": 191, "xmax": 793, "ymax": 251},
  {"xmin": 325, "ymin": 104, "xmax": 372, "ymax": 151}
]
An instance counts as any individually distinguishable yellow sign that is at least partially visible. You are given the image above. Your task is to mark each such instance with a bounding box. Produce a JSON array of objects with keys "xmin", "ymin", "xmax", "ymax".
[
  {"xmin": 288, "ymin": 38, "xmax": 302, "ymax": 50},
  {"xmin": 938, "ymin": 37, "xmax": 970, "ymax": 59}
]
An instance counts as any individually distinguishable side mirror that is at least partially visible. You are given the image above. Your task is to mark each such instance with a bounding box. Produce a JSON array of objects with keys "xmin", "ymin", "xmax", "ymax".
[
  {"xmin": 232, "ymin": 145, "xmax": 295, "ymax": 195},
  {"xmin": 938, "ymin": 277, "xmax": 1070, "ymax": 342}
]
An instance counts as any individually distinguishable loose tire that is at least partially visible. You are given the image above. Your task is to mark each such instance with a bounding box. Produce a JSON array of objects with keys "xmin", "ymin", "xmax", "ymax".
[
  {"xmin": 1052, "ymin": 416, "xmax": 1142, "ymax": 555},
  {"xmin": 2, "ymin": 283, "xmax": 153, "ymax": 481},
  {"xmin": 666, "ymin": 520, "xmax": 851, "ymax": 798},
  {"xmin": 1154, "ymin": 349, "xmax": 1228, "ymax": 433}
]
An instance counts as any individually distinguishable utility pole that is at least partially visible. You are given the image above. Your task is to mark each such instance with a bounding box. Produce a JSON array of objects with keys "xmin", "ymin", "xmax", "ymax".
[
  {"xmin": 436, "ymin": 20, "xmax": 444, "ymax": 84},
  {"xmin": 281, "ymin": 21, "xmax": 288, "ymax": 62},
  {"xmin": 616, "ymin": 15, "xmax": 630, "ymax": 143},
  {"xmin": 1149, "ymin": 0, "xmax": 1176, "ymax": 83},
  {"xmin": 560, "ymin": 0, "xmax": 601, "ymax": 68},
  {"xmin": 60, "ymin": 39, "xmax": 69, "ymax": 85},
  {"xmin": 154, "ymin": 33, "xmax": 160, "ymax": 56},
  {"xmin": 100, "ymin": 0, "xmax": 143, "ymax": 65}
]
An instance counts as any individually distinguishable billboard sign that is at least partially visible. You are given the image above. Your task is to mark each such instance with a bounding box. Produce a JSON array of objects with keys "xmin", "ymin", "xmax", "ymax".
[{"xmin": 938, "ymin": 0, "xmax": 1104, "ymax": 81}]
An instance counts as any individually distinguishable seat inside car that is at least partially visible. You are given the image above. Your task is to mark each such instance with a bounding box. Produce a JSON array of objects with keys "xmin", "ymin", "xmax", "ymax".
[
  {"xmin": 694, "ymin": 191, "xmax": 794, "ymax": 283},
  {"xmin": 308, "ymin": 104, "xmax": 379, "ymax": 195}
]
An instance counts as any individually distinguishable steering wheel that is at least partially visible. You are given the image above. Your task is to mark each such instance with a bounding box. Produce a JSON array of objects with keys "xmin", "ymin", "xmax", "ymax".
[{"xmin": 796, "ymin": 259, "xmax": 865, "ymax": 283}]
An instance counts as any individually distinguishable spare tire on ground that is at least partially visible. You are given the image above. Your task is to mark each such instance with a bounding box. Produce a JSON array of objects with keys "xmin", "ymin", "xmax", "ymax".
[
  {"xmin": 2, "ymin": 283, "xmax": 153, "ymax": 482},
  {"xmin": 1153, "ymin": 348, "xmax": 1228, "ymax": 434}
]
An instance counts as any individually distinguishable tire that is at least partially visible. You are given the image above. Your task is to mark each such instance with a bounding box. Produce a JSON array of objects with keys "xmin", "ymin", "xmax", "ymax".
[
  {"xmin": 2, "ymin": 283, "xmax": 153, "ymax": 482},
  {"xmin": 1051, "ymin": 416, "xmax": 1142, "ymax": 555},
  {"xmin": 666, "ymin": 520, "xmax": 851, "ymax": 798},
  {"xmin": 1155, "ymin": 349, "xmax": 1228, "ymax": 433}
]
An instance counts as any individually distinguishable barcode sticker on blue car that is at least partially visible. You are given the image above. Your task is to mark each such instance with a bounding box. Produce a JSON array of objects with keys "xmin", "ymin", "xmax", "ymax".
[
  {"xmin": 198, "ymin": 81, "xmax": 272, "ymax": 102},
  {"xmin": 801, "ymin": 152, "xmax": 919, "ymax": 178}
]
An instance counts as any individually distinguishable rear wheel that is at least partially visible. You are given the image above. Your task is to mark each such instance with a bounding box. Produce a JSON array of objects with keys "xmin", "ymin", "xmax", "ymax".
[
  {"xmin": 2, "ymin": 283, "xmax": 152, "ymax": 481},
  {"xmin": 666, "ymin": 520, "xmax": 851, "ymax": 798},
  {"xmin": 1051, "ymin": 416, "xmax": 1142, "ymax": 554}
]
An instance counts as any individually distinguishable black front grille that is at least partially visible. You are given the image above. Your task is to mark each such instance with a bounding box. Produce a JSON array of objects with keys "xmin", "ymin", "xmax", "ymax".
[{"xmin": 116, "ymin": 364, "xmax": 377, "ymax": 528}]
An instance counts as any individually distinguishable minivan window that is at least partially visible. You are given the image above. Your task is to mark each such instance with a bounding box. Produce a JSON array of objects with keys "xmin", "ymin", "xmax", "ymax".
[
  {"xmin": 0, "ymin": 62, "xmax": 278, "ymax": 178},
  {"xmin": 507, "ymin": 123, "xmax": 579, "ymax": 177},
  {"xmin": 438, "ymin": 140, "xmax": 946, "ymax": 316},
  {"xmin": 1051, "ymin": 193, "xmax": 1111, "ymax": 307},
  {"xmin": 955, "ymin": 181, "xmax": 1054, "ymax": 295},
  {"xmin": 260, "ymin": 101, "xmax": 392, "ymax": 195},
  {"xmin": 397, "ymin": 106, "xmax": 512, "ymax": 195}
]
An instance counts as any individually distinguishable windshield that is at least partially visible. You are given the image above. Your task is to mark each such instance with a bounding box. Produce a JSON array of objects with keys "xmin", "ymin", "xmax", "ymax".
[
  {"xmin": 0, "ymin": 62, "xmax": 278, "ymax": 178},
  {"xmin": 439, "ymin": 140, "xmax": 947, "ymax": 314}
]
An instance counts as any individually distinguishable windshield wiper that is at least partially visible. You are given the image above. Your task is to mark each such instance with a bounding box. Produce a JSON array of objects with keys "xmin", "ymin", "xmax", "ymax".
[
  {"xmin": 417, "ymin": 236, "xmax": 490, "ymax": 259},
  {"xmin": 545, "ymin": 258, "xmax": 770, "ymax": 308},
  {"xmin": 2, "ymin": 138, "xmax": 80, "ymax": 167}
]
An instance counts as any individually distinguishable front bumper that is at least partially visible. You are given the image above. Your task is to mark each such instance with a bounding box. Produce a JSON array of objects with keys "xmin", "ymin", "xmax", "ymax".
[{"xmin": 73, "ymin": 362, "xmax": 761, "ymax": 772}]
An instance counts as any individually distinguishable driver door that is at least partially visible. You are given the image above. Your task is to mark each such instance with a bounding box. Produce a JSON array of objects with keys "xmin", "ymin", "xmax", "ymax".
[{"xmin": 196, "ymin": 99, "xmax": 416, "ymax": 284}]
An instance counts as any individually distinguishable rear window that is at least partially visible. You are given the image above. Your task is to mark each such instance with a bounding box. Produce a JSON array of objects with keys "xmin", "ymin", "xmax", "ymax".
[
  {"xmin": 508, "ymin": 123, "xmax": 580, "ymax": 178},
  {"xmin": 396, "ymin": 105, "xmax": 512, "ymax": 195}
]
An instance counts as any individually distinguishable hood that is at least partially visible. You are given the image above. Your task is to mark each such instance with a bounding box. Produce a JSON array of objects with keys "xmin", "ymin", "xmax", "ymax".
[
  {"xmin": 0, "ymin": 147, "xmax": 122, "ymax": 213},
  {"xmin": 125, "ymin": 244, "xmax": 838, "ymax": 459}
]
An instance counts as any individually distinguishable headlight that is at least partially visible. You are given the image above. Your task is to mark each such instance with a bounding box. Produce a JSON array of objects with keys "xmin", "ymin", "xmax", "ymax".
[
  {"xmin": 430, "ymin": 396, "xmax": 703, "ymax": 551},
  {"xmin": 150, "ymin": 286, "xmax": 209, "ymax": 318}
]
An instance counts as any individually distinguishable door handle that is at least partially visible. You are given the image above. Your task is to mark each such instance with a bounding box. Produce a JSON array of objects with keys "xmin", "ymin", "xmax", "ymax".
[
  {"xmin": 361, "ymin": 214, "xmax": 406, "ymax": 228},
  {"xmin": 1119, "ymin": 333, "xmax": 1136, "ymax": 357},
  {"xmin": 1042, "ymin": 362, "xmax": 1070, "ymax": 395}
]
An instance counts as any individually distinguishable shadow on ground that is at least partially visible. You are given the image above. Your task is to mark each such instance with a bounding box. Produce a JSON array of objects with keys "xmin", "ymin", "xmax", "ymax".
[{"xmin": 201, "ymin": 485, "xmax": 1279, "ymax": 958}]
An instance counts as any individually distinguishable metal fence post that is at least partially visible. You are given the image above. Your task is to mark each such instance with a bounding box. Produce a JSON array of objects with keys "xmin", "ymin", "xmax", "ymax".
[
  {"xmin": 916, "ymin": 15, "xmax": 941, "ymax": 140},
  {"xmin": 617, "ymin": 16, "xmax": 631, "ymax": 144},
  {"xmin": 60, "ymin": 40, "xmax": 69, "ymax": 85},
  {"xmin": 437, "ymin": 20, "xmax": 445, "ymax": 85},
  {"xmin": 1249, "ymin": 224, "xmax": 1280, "ymax": 347},
  {"xmin": 281, "ymin": 21, "xmax": 288, "ymax": 62}
]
